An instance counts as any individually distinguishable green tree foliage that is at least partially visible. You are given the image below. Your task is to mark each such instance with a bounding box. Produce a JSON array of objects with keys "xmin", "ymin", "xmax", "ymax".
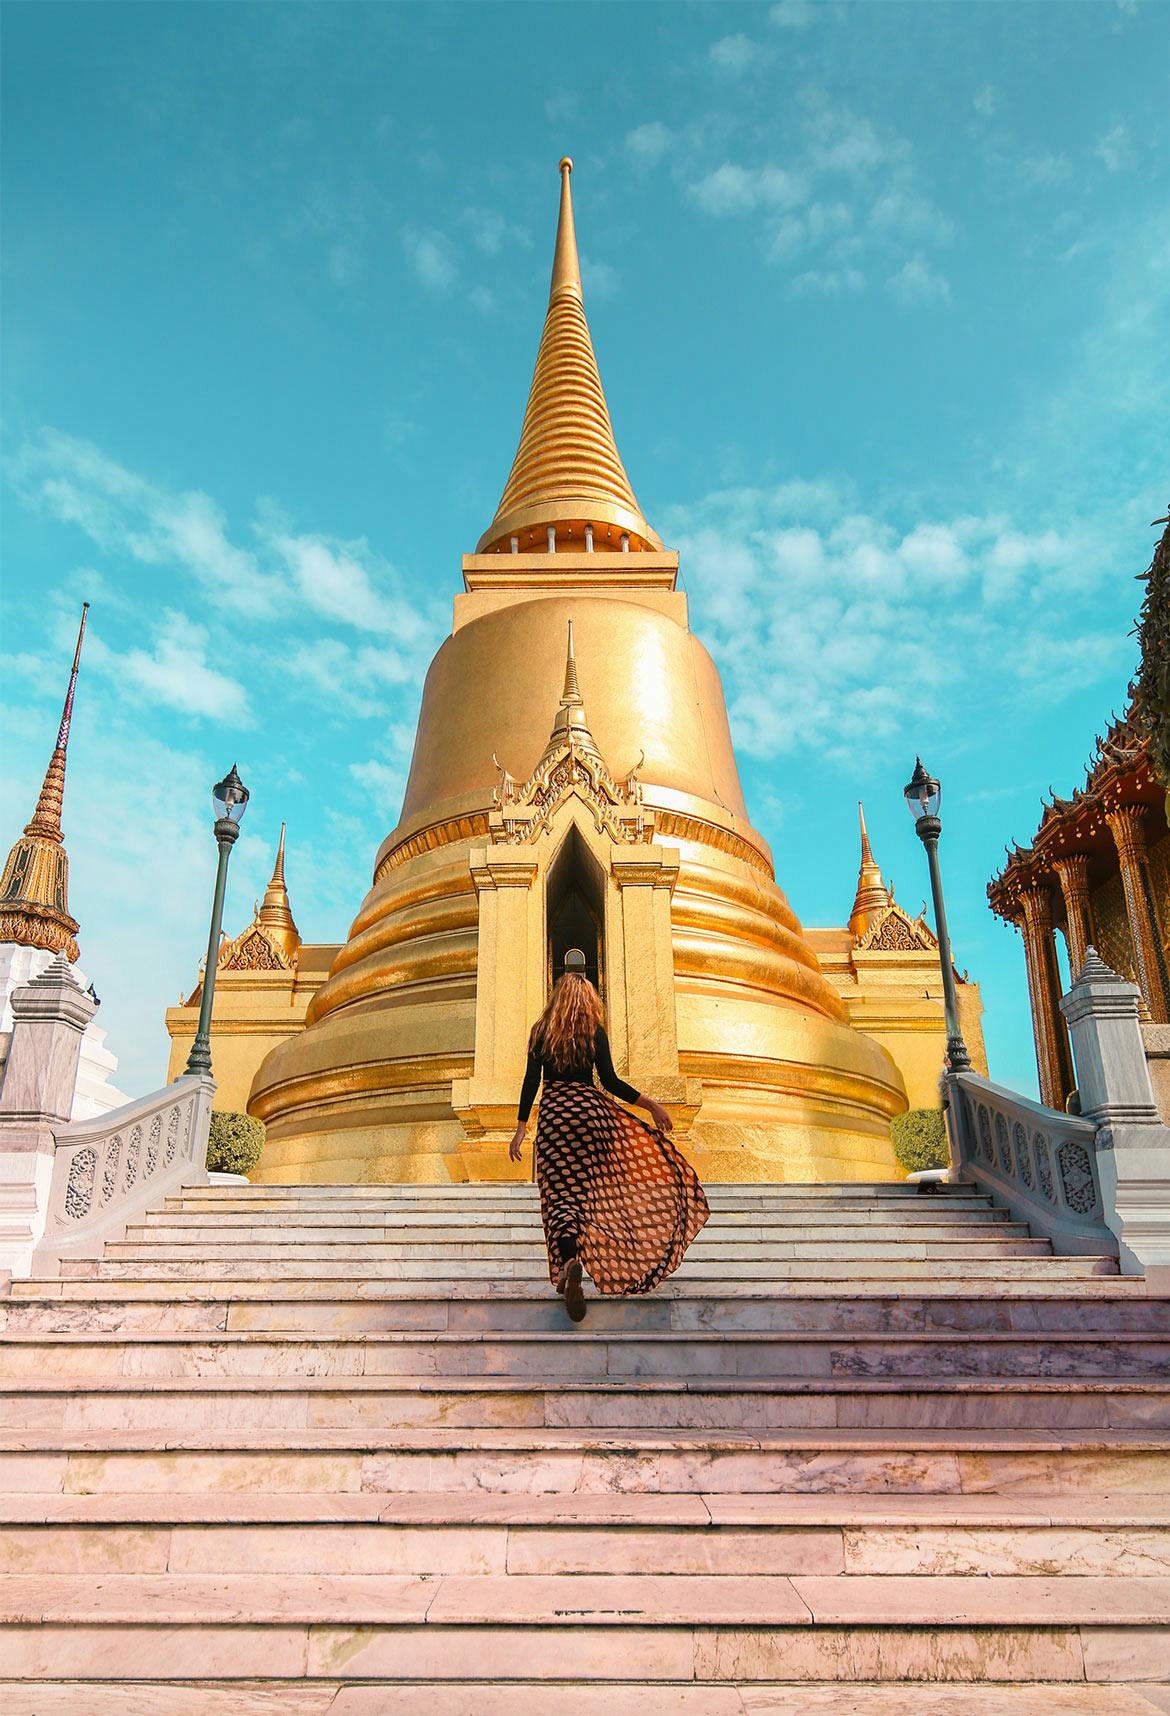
[
  {"xmin": 889, "ymin": 1107, "xmax": 949, "ymax": 1174},
  {"xmin": 1137, "ymin": 508, "xmax": 1170, "ymax": 813},
  {"xmin": 207, "ymin": 1110, "xmax": 266, "ymax": 1176}
]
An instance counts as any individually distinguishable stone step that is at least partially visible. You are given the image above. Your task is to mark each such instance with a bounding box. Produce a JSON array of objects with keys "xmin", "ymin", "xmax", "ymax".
[
  {"xmin": 95, "ymin": 1242, "xmax": 1056, "ymax": 1269},
  {"xmin": 3, "ymin": 1330, "xmax": 1168, "ymax": 1383},
  {"xmin": 136, "ymin": 1208, "xmax": 1008, "ymax": 1235},
  {"xmin": 4, "ymin": 1490, "xmax": 1170, "ymax": 1577},
  {"xmin": 7, "ymin": 1424, "xmax": 1168, "ymax": 1496},
  {"xmin": 2, "ymin": 1572, "xmax": 1167, "ymax": 1682},
  {"xmin": 168, "ymin": 1181, "xmax": 971, "ymax": 1200},
  {"xmin": 2, "ymin": 1683, "xmax": 1165, "ymax": 1715},
  {"xmin": 6, "ymin": 1373, "xmax": 1169, "ymax": 1433},
  {"xmin": 3, "ymin": 1285, "xmax": 1161, "ymax": 1336},
  {"xmin": 60, "ymin": 1254, "xmax": 1119, "ymax": 1281}
]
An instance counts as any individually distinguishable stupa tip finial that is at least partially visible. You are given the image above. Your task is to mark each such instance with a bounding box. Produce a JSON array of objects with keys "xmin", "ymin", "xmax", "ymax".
[
  {"xmin": 858, "ymin": 800, "xmax": 876, "ymax": 864},
  {"xmin": 550, "ymin": 153, "xmax": 582, "ymax": 303},
  {"xmin": 257, "ymin": 820, "xmax": 300, "ymax": 954},
  {"xmin": 273, "ymin": 820, "xmax": 287, "ymax": 881}
]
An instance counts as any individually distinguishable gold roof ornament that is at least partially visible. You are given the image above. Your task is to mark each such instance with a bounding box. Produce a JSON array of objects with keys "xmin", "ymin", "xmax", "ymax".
[
  {"xmin": 0, "ymin": 603, "xmax": 89, "ymax": 961},
  {"xmin": 848, "ymin": 801, "xmax": 892, "ymax": 942},
  {"xmin": 217, "ymin": 822, "xmax": 302, "ymax": 973},
  {"xmin": 540, "ymin": 619, "xmax": 604, "ymax": 767},
  {"xmin": 477, "ymin": 157, "xmax": 662, "ymax": 556}
]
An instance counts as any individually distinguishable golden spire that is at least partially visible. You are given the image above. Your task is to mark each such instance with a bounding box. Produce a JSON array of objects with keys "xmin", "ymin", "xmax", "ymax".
[
  {"xmin": 849, "ymin": 801, "xmax": 892, "ymax": 942},
  {"xmin": 0, "ymin": 604, "xmax": 89, "ymax": 960},
  {"xmin": 255, "ymin": 822, "xmax": 301, "ymax": 961},
  {"xmin": 477, "ymin": 157, "xmax": 662, "ymax": 556},
  {"xmin": 541, "ymin": 621, "xmax": 603, "ymax": 765}
]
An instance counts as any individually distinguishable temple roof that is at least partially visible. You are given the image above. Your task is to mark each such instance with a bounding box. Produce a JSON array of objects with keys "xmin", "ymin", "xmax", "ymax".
[
  {"xmin": 477, "ymin": 159, "xmax": 661, "ymax": 556},
  {"xmin": 987, "ymin": 686, "xmax": 1163, "ymax": 919},
  {"xmin": 0, "ymin": 604, "xmax": 88, "ymax": 961}
]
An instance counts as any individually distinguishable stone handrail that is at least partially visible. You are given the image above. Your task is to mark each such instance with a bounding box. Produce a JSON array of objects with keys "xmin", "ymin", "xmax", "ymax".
[
  {"xmin": 943, "ymin": 1068, "xmax": 1118, "ymax": 1259},
  {"xmin": 31, "ymin": 1074, "xmax": 213, "ymax": 1273}
]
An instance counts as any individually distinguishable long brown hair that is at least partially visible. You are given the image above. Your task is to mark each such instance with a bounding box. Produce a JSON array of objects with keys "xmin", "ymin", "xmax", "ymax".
[{"xmin": 529, "ymin": 973, "xmax": 604, "ymax": 1072}]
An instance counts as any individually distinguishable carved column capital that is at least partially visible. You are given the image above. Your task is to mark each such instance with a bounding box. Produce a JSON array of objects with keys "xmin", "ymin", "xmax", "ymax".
[{"xmin": 1105, "ymin": 805, "xmax": 1169, "ymax": 1022}]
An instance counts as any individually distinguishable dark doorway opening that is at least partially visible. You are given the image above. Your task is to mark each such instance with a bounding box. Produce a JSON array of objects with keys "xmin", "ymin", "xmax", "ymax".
[{"xmin": 546, "ymin": 824, "xmax": 605, "ymax": 996}]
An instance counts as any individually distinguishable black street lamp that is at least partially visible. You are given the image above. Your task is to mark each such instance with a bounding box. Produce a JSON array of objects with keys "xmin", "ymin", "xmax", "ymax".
[
  {"xmin": 903, "ymin": 757, "xmax": 972, "ymax": 1073},
  {"xmin": 185, "ymin": 764, "xmax": 250, "ymax": 1077}
]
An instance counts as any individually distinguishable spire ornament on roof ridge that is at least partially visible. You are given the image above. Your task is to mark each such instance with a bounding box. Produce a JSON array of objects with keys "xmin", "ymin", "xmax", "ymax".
[{"xmin": 849, "ymin": 800, "xmax": 892, "ymax": 943}]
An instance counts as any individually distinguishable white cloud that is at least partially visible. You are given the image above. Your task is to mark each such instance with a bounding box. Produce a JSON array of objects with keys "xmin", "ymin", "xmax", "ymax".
[
  {"xmin": 690, "ymin": 163, "xmax": 807, "ymax": 216},
  {"xmin": 769, "ymin": 200, "xmax": 853, "ymax": 262},
  {"xmin": 973, "ymin": 85, "xmax": 998, "ymax": 117},
  {"xmin": 770, "ymin": 0, "xmax": 814, "ymax": 26},
  {"xmin": 669, "ymin": 485, "xmax": 1127, "ymax": 764},
  {"xmin": 580, "ymin": 255, "xmax": 619, "ymax": 300},
  {"xmin": 401, "ymin": 226, "xmax": 458, "ymax": 294},
  {"xmin": 626, "ymin": 122, "xmax": 673, "ymax": 166},
  {"xmin": 808, "ymin": 107, "xmax": 909, "ymax": 178},
  {"xmin": 86, "ymin": 611, "xmax": 252, "ymax": 725},
  {"xmin": 709, "ymin": 33, "xmax": 759, "ymax": 75},
  {"xmin": 888, "ymin": 255, "xmax": 951, "ymax": 304},
  {"xmin": 791, "ymin": 266, "xmax": 864, "ymax": 297},
  {"xmin": 1019, "ymin": 153, "xmax": 1073, "ymax": 189},
  {"xmin": 1094, "ymin": 124, "xmax": 1135, "ymax": 173},
  {"xmin": 467, "ymin": 284, "xmax": 497, "ymax": 315},
  {"xmin": 461, "ymin": 207, "xmax": 529, "ymax": 256},
  {"xmin": 869, "ymin": 190, "xmax": 955, "ymax": 247}
]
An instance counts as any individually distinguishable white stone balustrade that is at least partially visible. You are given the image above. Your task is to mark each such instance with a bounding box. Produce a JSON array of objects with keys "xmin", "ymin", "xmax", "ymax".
[{"xmin": 0, "ymin": 953, "xmax": 213, "ymax": 1277}]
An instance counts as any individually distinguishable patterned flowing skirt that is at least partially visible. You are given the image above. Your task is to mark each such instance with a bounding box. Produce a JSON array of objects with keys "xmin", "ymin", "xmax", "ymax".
[{"xmin": 534, "ymin": 1080, "xmax": 710, "ymax": 1295}]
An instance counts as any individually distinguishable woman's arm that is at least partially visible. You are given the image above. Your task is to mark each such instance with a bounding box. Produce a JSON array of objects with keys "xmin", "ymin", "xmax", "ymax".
[
  {"xmin": 595, "ymin": 1027, "xmax": 673, "ymax": 1132},
  {"xmin": 510, "ymin": 1046, "xmax": 541, "ymax": 1162}
]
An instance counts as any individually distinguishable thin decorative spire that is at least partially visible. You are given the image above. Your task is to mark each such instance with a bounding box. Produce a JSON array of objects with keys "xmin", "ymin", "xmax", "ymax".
[
  {"xmin": 477, "ymin": 158, "xmax": 661, "ymax": 556},
  {"xmin": 255, "ymin": 821, "xmax": 301, "ymax": 959},
  {"xmin": 541, "ymin": 621, "xmax": 602, "ymax": 765},
  {"xmin": 849, "ymin": 800, "xmax": 892, "ymax": 942},
  {"xmin": 0, "ymin": 603, "xmax": 89, "ymax": 958}
]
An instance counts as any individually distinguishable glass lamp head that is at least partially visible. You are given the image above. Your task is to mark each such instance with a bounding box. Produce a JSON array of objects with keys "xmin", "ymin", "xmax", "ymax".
[
  {"xmin": 212, "ymin": 763, "xmax": 250, "ymax": 823},
  {"xmin": 904, "ymin": 757, "xmax": 941, "ymax": 823}
]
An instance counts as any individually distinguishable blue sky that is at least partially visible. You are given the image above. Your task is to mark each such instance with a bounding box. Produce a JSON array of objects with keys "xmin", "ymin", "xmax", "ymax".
[{"xmin": 2, "ymin": 0, "xmax": 1167, "ymax": 1099}]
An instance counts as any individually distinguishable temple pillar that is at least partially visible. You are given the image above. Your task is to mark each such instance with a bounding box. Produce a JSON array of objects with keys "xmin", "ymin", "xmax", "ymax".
[
  {"xmin": 1018, "ymin": 884, "xmax": 1075, "ymax": 1109},
  {"xmin": 1053, "ymin": 853, "xmax": 1094, "ymax": 981},
  {"xmin": 610, "ymin": 846, "xmax": 681, "ymax": 1085},
  {"xmin": 452, "ymin": 848, "xmax": 541, "ymax": 1175},
  {"xmin": 1107, "ymin": 806, "xmax": 1170, "ymax": 1022}
]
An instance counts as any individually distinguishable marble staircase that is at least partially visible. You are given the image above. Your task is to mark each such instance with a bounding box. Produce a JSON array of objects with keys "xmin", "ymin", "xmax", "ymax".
[{"xmin": 1, "ymin": 1180, "xmax": 1168, "ymax": 1712}]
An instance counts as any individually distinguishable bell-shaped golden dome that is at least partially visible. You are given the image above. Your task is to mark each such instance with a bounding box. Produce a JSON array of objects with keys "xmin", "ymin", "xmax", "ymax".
[{"xmin": 477, "ymin": 158, "xmax": 661, "ymax": 555}]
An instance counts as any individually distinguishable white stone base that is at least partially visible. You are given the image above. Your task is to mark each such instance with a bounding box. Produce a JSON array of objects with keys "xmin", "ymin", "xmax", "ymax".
[{"xmin": 0, "ymin": 943, "xmax": 130, "ymax": 1120}]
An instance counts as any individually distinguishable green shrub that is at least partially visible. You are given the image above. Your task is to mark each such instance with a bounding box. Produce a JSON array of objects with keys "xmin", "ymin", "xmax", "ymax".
[
  {"xmin": 889, "ymin": 1106, "xmax": 949, "ymax": 1175},
  {"xmin": 207, "ymin": 1110, "xmax": 265, "ymax": 1176}
]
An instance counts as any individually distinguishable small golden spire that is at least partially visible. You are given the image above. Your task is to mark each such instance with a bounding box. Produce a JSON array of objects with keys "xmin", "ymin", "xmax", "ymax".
[
  {"xmin": 849, "ymin": 800, "xmax": 892, "ymax": 942},
  {"xmin": 542, "ymin": 621, "xmax": 602, "ymax": 765},
  {"xmin": 255, "ymin": 821, "xmax": 301, "ymax": 961},
  {"xmin": 0, "ymin": 604, "xmax": 89, "ymax": 960},
  {"xmin": 477, "ymin": 157, "xmax": 662, "ymax": 556}
]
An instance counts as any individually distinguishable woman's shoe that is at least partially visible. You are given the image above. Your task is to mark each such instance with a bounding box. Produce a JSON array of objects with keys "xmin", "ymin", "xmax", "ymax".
[{"xmin": 559, "ymin": 1258, "xmax": 587, "ymax": 1323}]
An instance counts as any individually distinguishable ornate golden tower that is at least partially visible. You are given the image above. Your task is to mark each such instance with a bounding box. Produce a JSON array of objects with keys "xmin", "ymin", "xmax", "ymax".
[
  {"xmin": 249, "ymin": 161, "xmax": 907, "ymax": 1184},
  {"xmin": 0, "ymin": 604, "xmax": 89, "ymax": 961}
]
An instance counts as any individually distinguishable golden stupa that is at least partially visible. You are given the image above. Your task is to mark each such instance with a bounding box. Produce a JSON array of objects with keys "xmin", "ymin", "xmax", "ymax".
[{"xmin": 247, "ymin": 159, "xmax": 908, "ymax": 1184}]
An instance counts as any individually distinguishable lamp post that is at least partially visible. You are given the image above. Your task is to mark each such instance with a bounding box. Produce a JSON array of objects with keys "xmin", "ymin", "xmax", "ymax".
[
  {"xmin": 903, "ymin": 757, "xmax": 971, "ymax": 1073},
  {"xmin": 185, "ymin": 764, "xmax": 250, "ymax": 1077}
]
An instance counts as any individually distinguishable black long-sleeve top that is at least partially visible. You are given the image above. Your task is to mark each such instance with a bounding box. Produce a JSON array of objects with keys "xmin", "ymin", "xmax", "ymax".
[{"xmin": 517, "ymin": 1024, "xmax": 641, "ymax": 1125}]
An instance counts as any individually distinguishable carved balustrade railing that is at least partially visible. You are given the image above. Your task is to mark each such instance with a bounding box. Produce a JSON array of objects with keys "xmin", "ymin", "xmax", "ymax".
[
  {"xmin": 943, "ymin": 1069, "xmax": 1117, "ymax": 1258},
  {"xmin": 32, "ymin": 1074, "xmax": 213, "ymax": 1273}
]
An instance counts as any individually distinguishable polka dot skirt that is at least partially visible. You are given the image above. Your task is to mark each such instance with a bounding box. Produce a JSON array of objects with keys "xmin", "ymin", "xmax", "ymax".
[{"xmin": 534, "ymin": 1079, "xmax": 709, "ymax": 1294}]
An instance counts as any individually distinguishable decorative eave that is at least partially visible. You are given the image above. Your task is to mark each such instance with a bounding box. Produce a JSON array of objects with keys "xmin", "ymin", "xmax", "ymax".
[
  {"xmin": 489, "ymin": 623, "xmax": 652, "ymax": 846},
  {"xmin": 987, "ymin": 687, "xmax": 1164, "ymax": 922}
]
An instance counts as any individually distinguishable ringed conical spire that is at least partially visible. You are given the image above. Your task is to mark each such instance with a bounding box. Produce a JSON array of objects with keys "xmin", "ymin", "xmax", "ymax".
[
  {"xmin": 477, "ymin": 158, "xmax": 662, "ymax": 556},
  {"xmin": 0, "ymin": 603, "xmax": 89, "ymax": 960},
  {"xmin": 849, "ymin": 801, "xmax": 892, "ymax": 942},
  {"xmin": 255, "ymin": 822, "xmax": 301, "ymax": 961}
]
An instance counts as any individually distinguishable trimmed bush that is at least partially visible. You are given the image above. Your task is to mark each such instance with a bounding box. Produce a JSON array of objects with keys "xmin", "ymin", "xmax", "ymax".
[
  {"xmin": 207, "ymin": 1110, "xmax": 265, "ymax": 1177},
  {"xmin": 889, "ymin": 1106, "xmax": 949, "ymax": 1175}
]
